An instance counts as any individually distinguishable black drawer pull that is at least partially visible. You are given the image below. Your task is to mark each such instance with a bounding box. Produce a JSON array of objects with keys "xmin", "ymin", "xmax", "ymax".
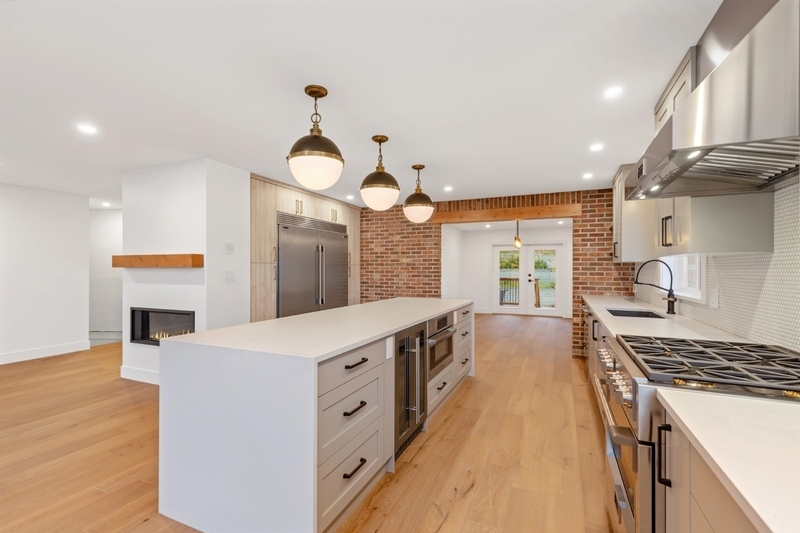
[
  {"xmin": 657, "ymin": 423, "xmax": 673, "ymax": 487},
  {"xmin": 344, "ymin": 357, "xmax": 368, "ymax": 370},
  {"xmin": 462, "ymin": 358, "xmax": 469, "ymax": 365},
  {"xmin": 343, "ymin": 400, "xmax": 367, "ymax": 417},
  {"xmin": 343, "ymin": 457, "xmax": 367, "ymax": 479},
  {"xmin": 437, "ymin": 381, "xmax": 448, "ymax": 391},
  {"xmin": 461, "ymin": 331, "xmax": 469, "ymax": 337},
  {"xmin": 462, "ymin": 310, "xmax": 470, "ymax": 315}
]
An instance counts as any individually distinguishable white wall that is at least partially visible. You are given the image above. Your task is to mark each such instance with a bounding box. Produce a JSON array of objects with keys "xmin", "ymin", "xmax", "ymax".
[
  {"xmin": 635, "ymin": 181, "xmax": 800, "ymax": 351},
  {"xmin": 121, "ymin": 159, "xmax": 250, "ymax": 384},
  {"xmin": 89, "ymin": 209, "xmax": 122, "ymax": 337},
  {"xmin": 440, "ymin": 225, "xmax": 463, "ymax": 299},
  {"xmin": 442, "ymin": 225, "xmax": 573, "ymax": 316},
  {"xmin": 0, "ymin": 184, "xmax": 90, "ymax": 364}
]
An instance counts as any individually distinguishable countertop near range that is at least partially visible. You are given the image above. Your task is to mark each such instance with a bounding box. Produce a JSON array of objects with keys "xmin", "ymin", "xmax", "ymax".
[
  {"xmin": 163, "ymin": 297, "xmax": 473, "ymax": 362},
  {"xmin": 657, "ymin": 388, "xmax": 800, "ymax": 533},
  {"xmin": 582, "ymin": 295, "xmax": 746, "ymax": 342}
]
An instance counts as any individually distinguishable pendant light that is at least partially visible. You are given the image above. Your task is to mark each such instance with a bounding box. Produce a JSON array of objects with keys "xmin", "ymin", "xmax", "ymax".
[
  {"xmin": 286, "ymin": 85, "xmax": 344, "ymax": 190},
  {"xmin": 403, "ymin": 164, "xmax": 435, "ymax": 223},
  {"xmin": 360, "ymin": 135, "xmax": 400, "ymax": 211},
  {"xmin": 514, "ymin": 220, "xmax": 522, "ymax": 248}
]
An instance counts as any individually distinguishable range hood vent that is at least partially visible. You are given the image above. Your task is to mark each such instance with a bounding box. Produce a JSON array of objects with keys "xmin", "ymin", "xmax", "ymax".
[{"xmin": 626, "ymin": 0, "xmax": 799, "ymax": 200}]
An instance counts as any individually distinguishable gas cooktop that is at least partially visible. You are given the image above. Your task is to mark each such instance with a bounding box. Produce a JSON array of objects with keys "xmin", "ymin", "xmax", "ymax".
[{"xmin": 617, "ymin": 335, "xmax": 800, "ymax": 395}]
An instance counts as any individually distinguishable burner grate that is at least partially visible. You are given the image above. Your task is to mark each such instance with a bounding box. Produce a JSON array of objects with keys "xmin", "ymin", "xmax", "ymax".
[{"xmin": 617, "ymin": 335, "xmax": 800, "ymax": 393}]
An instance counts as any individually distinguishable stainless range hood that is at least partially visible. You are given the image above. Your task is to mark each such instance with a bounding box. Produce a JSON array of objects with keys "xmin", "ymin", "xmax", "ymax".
[{"xmin": 625, "ymin": 0, "xmax": 799, "ymax": 200}]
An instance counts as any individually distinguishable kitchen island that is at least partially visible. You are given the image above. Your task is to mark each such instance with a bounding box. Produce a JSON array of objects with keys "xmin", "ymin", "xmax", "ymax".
[{"xmin": 158, "ymin": 297, "xmax": 474, "ymax": 533}]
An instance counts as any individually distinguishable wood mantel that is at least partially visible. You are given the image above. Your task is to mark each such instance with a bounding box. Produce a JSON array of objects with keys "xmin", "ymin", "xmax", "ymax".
[
  {"xmin": 430, "ymin": 203, "xmax": 582, "ymax": 224},
  {"xmin": 111, "ymin": 254, "xmax": 204, "ymax": 268}
]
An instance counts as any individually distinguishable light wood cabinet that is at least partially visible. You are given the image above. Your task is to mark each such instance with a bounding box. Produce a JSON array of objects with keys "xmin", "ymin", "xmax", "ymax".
[
  {"xmin": 664, "ymin": 412, "xmax": 757, "ymax": 533},
  {"xmin": 250, "ymin": 262, "xmax": 276, "ymax": 322},
  {"xmin": 612, "ymin": 165, "xmax": 656, "ymax": 263},
  {"xmin": 655, "ymin": 47, "xmax": 696, "ymax": 135},
  {"xmin": 346, "ymin": 206, "xmax": 361, "ymax": 305},
  {"xmin": 276, "ymin": 186, "xmax": 313, "ymax": 216},
  {"xmin": 654, "ymin": 193, "xmax": 773, "ymax": 256}
]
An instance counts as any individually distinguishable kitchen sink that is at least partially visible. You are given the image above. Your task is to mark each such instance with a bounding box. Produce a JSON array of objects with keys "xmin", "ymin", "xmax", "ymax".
[{"xmin": 606, "ymin": 308, "xmax": 665, "ymax": 319}]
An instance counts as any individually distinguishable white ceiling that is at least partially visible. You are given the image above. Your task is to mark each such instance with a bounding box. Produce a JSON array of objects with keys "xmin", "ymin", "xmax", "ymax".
[{"xmin": 0, "ymin": 0, "xmax": 724, "ymax": 209}]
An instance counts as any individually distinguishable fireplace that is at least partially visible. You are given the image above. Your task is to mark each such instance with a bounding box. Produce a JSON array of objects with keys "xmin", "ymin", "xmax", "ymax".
[{"xmin": 130, "ymin": 307, "xmax": 195, "ymax": 346}]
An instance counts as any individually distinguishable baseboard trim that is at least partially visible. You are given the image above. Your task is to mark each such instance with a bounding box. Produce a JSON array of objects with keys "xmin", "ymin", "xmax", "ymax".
[
  {"xmin": 121, "ymin": 365, "xmax": 160, "ymax": 385},
  {"xmin": 475, "ymin": 307, "xmax": 491, "ymax": 314},
  {"xmin": 0, "ymin": 341, "xmax": 91, "ymax": 366}
]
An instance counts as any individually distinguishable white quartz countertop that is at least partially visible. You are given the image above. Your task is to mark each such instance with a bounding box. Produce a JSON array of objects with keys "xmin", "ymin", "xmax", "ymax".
[
  {"xmin": 162, "ymin": 297, "xmax": 472, "ymax": 362},
  {"xmin": 582, "ymin": 295, "xmax": 746, "ymax": 342},
  {"xmin": 657, "ymin": 388, "xmax": 800, "ymax": 533}
]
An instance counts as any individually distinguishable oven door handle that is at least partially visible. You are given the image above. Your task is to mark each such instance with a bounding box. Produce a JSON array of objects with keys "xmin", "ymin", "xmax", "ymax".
[
  {"xmin": 427, "ymin": 326, "xmax": 456, "ymax": 347},
  {"xmin": 593, "ymin": 374, "xmax": 637, "ymax": 447}
]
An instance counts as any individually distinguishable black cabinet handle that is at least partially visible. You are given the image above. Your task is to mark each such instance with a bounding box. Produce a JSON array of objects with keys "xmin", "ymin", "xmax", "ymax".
[
  {"xmin": 343, "ymin": 457, "xmax": 367, "ymax": 479},
  {"xmin": 657, "ymin": 423, "xmax": 673, "ymax": 487},
  {"xmin": 592, "ymin": 320, "xmax": 598, "ymax": 342},
  {"xmin": 437, "ymin": 381, "xmax": 448, "ymax": 392},
  {"xmin": 344, "ymin": 357, "xmax": 368, "ymax": 370},
  {"xmin": 462, "ymin": 310, "xmax": 470, "ymax": 315},
  {"xmin": 461, "ymin": 331, "xmax": 469, "ymax": 337},
  {"xmin": 343, "ymin": 400, "xmax": 367, "ymax": 417},
  {"xmin": 661, "ymin": 216, "xmax": 673, "ymax": 247},
  {"xmin": 461, "ymin": 358, "xmax": 469, "ymax": 365},
  {"xmin": 613, "ymin": 241, "xmax": 618, "ymax": 258}
]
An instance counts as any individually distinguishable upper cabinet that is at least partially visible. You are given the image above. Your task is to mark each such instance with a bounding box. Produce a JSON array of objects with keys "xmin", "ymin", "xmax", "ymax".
[
  {"xmin": 654, "ymin": 193, "xmax": 774, "ymax": 256},
  {"xmin": 654, "ymin": 47, "xmax": 697, "ymax": 135},
  {"xmin": 612, "ymin": 165, "xmax": 656, "ymax": 263},
  {"xmin": 250, "ymin": 179, "xmax": 277, "ymax": 263}
]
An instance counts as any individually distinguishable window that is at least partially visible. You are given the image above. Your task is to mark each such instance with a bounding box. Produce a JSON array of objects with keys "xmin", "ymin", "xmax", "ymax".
[{"xmin": 659, "ymin": 253, "xmax": 706, "ymax": 303}]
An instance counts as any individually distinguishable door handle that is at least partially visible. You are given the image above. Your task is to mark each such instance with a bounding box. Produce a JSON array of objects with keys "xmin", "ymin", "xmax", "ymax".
[
  {"xmin": 320, "ymin": 245, "xmax": 326, "ymax": 305},
  {"xmin": 657, "ymin": 423, "xmax": 673, "ymax": 487}
]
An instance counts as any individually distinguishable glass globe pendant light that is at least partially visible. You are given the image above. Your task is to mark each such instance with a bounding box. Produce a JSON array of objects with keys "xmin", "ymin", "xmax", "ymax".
[
  {"xmin": 514, "ymin": 220, "xmax": 522, "ymax": 248},
  {"xmin": 403, "ymin": 164, "xmax": 435, "ymax": 223},
  {"xmin": 286, "ymin": 85, "xmax": 344, "ymax": 190},
  {"xmin": 360, "ymin": 135, "xmax": 400, "ymax": 211}
]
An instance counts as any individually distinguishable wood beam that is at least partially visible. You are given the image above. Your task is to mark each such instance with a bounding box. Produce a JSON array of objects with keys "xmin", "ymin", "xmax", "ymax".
[
  {"xmin": 111, "ymin": 254, "xmax": 204, "ymax": 268},
  {"xmin": 430, "ymin": 203, "xmax": 581, "ymax": 224}
]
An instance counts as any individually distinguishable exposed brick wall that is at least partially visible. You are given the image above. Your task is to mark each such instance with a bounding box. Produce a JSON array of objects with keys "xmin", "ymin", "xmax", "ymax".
[
  {"xmin": 572, "ymin": 190, "xmax": 636, "ymax": 356},
  {"xmin": 360, "ymin": 206, "xmax": 441, "ymax": 302},
  {"xmin": 359, "ymin": 189, "xmax": 635, "ymax": 355}
]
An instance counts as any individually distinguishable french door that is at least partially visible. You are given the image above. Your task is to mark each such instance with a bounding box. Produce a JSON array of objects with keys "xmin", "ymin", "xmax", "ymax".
[{"xmin": 492, "ymin": 244, "xmax": 564, "ymax": 316}]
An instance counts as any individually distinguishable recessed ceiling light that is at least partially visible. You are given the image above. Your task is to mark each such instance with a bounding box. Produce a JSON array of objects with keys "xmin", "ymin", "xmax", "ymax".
[
  {"xmin": 688, "ymin": 150, "xmax": 702, "ymax": 159},
  {"xmin": 101, "ymin": 202, "xmax": 111, "ymax": 207},
  {"xmin": 444, "ymin": 186, "xmax": 453, "ymax": 192},
  {"xmin": 638, "ymin": 194, "xmax": 646, "ymax": 199},
  {"xmin": 650, "ymin": 185, "xmax": 660, "ymax": 191},
  {"xmin": 346, "ymin": 195, "xmax": 354, "ymax": 200},
  {"xmin": 590, "ymin": 143, "xmax": 603, "ymax": 152},
  {"xmin": 485, "ymin": 224, "xmax": 491, "ymax": 228},
  {"xmin": 77, "ymin": 123, "xmax": 98, "ymax": 135},
  {"xmin": 558, "ymin": 220, "xmax": 564, "ymax": 225},
  {"xmin": 583, "ymin": 173, "xmax": 593, "ymax": 179},
  {"xmin": 603, "ymin": 86, "xmax": 623, "ymax": 99}
]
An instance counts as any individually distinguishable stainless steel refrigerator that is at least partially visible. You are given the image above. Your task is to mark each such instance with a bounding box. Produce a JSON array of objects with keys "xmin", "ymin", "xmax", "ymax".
[{"xmin": 276, "ymin": 212, "xmax": 349, "ymax": 318}]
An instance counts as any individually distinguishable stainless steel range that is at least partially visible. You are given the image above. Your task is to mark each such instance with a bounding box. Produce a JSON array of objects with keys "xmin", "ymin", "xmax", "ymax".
[{"xmin": 592, "ymin": 334, "xmax": 800, "ymax": 533}]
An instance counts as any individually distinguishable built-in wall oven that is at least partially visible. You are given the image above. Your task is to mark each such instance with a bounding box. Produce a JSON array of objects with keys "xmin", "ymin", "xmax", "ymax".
[{"xmin": 427, "ymin": 313, "xmax": 456, "ymax": 380}]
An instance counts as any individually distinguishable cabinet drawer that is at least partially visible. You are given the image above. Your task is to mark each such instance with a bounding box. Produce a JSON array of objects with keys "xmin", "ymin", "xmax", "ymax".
[
  {"xmin": 690, "ymin": 447, "xmax": 756, "ymax": 533},
  {"xmin": 455, "ymin": 319, "xmax": 471, "ymax": 352},
  {"xmin": 318, "ymin": 339, "xmax": 385, "ymax": 396},
  {"xmin": 318, "ymin": 365, "xmax": 383, "ymax": 466},
  {"xmin": 318, "ymin": 418, "xmax": 383, "ymax": 532},
  {"xmin": 428, "ymin": 367, "xmax": 454, "ymax": 413},
  {"xmin": 455, "ymin": 305, "xmax": 473, "ymax": 324},
  {"xmin": 454, "ymin": 347, "xmax": 471, "ymax": 384}
]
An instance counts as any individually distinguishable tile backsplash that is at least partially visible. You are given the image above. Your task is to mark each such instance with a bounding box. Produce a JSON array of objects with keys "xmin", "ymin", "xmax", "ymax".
[{"xmin": 636, "ymin": 180, "xmax": 800, "ymax": 352}]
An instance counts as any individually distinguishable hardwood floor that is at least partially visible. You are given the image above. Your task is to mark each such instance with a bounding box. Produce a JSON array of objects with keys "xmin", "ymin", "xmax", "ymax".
[
  {"xmin": 337, "ymin": 314, "xmax": 612, "ymax": 533},
  {"xmin": 0, "ymin": 314, "xmax": 610, "ymax": 532},
  {"xmin": 0, "ymin": 343, "xmax": 195, "ymax": 532}
]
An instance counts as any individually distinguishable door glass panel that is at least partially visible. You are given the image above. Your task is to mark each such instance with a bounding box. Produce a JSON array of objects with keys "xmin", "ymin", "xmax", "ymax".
[
  {"xmin": 533, "ymin": 249, "xmax": 556, "ymax": 309},
  {"xmin": 498, "ymin": 250, "xmax": 519, "ymax": 306}
]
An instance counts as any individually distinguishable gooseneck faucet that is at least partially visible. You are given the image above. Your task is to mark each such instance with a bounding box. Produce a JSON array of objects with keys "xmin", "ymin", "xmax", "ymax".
[{"xmin": 634, "ymin": 259, "xmax": 677, "ymax": 315}]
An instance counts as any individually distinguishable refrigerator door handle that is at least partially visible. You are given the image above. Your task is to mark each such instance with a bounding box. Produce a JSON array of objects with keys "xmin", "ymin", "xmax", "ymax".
[
  {"xmin": 414, "ymin": 335, "xmax": 421, "ymax": 424},
  {"xmin": 320, "ymin": 245, "xmax": 326, "ymax": 305},
  {"xmin": 315, "ymin": 245, "xmax": 322, "ymax": 305}
]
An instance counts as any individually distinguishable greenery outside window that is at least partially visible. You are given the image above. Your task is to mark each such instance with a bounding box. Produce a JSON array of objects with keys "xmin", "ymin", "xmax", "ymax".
[{"xmin": 659, "ymin": 253, "xmax": 706, "ymax": 303}]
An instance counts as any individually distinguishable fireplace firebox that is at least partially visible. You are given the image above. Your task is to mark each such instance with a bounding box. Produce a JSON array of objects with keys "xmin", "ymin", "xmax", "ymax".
[{"xmin": 130, "ymin": 307, "xmax": 195, "ymax": 346}]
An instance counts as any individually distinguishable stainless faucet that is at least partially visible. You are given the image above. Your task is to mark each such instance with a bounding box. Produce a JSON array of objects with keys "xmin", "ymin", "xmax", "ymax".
[{"xmin": 634, "ymin": 259, "xmax": 677, "ymax": 315}]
